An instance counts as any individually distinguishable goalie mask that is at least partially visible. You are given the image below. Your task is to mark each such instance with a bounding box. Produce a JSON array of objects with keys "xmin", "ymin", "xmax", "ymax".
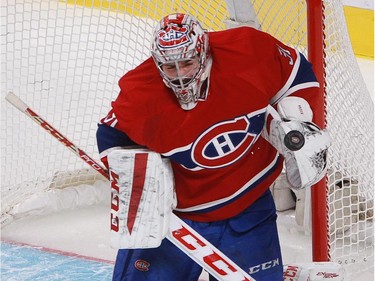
[{"xmin": 151, "ymin": 13, "xmax": 212, "ymax": 110}]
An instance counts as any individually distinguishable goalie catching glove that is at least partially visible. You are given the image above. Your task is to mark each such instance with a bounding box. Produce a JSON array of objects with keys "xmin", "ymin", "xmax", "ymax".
[
  {"xmin": 263, "ymin": 97, "xmax": 332, "ymax": 190},
  {"xmin": 107, "ymin": 149, "xmax": 176, "ymax": 249}
]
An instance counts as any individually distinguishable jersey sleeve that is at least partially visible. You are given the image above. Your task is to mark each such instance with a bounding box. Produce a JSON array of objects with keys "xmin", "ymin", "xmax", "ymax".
[
  {"xmin": 96, "ymin": 108, "xmax": 138, "ymax": 169},
  {"xmin": 264, "ymin": 33, "xmax": 320, "ymax": 111},
  {"xmin": 217, "ymin": 27, "xmax": 320, "ymax": 113}
]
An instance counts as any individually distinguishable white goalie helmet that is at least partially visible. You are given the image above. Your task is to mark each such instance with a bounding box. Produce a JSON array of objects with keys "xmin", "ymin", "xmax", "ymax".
[{"xmin": 151, "ymin": 13, "xmax": 212, "ymax": 110}]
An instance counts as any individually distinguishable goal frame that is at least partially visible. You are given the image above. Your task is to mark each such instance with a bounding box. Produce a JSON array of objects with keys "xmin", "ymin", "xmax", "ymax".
[{"xmin": 307, "ymin": 0, "xmax": 330, "ymax": 262}]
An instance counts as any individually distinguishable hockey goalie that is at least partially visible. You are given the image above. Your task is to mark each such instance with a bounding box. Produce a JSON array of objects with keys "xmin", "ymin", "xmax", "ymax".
[{"xmin": 96, "ymin": 12, "xmax": 337, "ymax": 281}]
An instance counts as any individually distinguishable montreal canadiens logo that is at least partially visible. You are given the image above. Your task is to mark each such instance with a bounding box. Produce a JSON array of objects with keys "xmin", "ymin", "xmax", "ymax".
[
  {"xmin": 134, "ymin": 259, "xmax": 150, "ymax": 271},
  {"xmin": 191, "ymin": 114, "xmax": 264, "ymax": 168},
  {"xmin": 157, "ymin": 24, "xmax": 191, "ymax": 49}
]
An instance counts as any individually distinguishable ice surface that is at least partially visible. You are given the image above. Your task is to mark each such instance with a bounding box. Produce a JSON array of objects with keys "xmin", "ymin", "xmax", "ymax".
[{"xmin": 1, "ymin": 241, "xmax": 113, "ymax": 281}]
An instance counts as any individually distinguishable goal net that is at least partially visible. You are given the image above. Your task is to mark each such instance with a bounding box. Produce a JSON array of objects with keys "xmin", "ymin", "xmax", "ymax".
[{"xmin": 1, "ymin": 0, "xmax": 373, "ymax": 278}]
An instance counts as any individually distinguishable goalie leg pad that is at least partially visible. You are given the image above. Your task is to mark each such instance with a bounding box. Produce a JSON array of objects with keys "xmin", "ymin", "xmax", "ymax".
[
  {"xmin": 108, "ymin": 149, "xmax": 176, "ymax": 249},
  {"xmin": 270, "ymin": 173, "xmax": 296, "ymax": 211},
  {"xmin": 283, "ymin": 262, "xmax": 346, "ymax": 280}
]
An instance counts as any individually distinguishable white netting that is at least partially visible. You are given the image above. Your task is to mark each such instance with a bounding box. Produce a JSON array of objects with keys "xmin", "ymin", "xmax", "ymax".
[{"xmin": 322, "ymin": 2, "xmax": 374, "ymax": 276}]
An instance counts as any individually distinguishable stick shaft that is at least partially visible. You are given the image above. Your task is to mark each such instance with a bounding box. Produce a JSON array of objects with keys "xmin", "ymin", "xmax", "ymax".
[{"xmin": 6, "ymin": 92, "xmax": 109, "ymax": 179}]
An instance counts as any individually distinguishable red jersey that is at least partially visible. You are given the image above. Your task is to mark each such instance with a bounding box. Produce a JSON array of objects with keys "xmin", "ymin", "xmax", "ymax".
[{"xmin": 98, "ymin": 27, "xmax": 320, "ymax": 222}]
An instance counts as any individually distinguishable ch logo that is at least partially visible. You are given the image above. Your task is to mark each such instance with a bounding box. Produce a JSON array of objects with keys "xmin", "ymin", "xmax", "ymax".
[
  {"xmin": 157, "ymin": 24, "xmax": 192, "ymax": 49},
  {"xmin": 191, "ymin": 111, "xmax": 265, "ymax": 168}
]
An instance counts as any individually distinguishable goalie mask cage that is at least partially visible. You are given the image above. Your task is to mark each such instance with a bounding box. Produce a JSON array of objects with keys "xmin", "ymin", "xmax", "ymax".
[{"xmin": 1, "ymin": 0, "xmax": 373, "ymax": 279}]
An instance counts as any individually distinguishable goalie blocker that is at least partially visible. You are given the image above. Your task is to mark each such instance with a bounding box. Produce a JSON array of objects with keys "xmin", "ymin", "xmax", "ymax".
[{"xmin": 108, "ymin": 149, "xmax": 176, "ymax": 249}]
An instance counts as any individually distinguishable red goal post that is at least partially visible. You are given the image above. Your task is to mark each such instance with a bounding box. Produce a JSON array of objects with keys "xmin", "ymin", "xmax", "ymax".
[
  {"xmin": 1, "ymin": 0, "xmax": 373, "ymax": 279},
  {"xmin": 307, "ymin": 0, "xmax": 330, "ymax": 263}
]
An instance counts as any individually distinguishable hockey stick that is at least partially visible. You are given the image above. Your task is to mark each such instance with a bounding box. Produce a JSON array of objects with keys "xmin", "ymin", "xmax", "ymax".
[{"xmin": 5, "ymin": 92, "xmax": 255, "ymax": 281}]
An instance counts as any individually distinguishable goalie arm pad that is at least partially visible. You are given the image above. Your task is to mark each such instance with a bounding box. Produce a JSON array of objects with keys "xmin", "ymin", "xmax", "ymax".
[
  {"xmin": 108, "ymin": 149, "xmax": 176, "ymax": 249},
  {"xmin": 263, "ymin": 97, "xmax": 332, "ymax": 189}
]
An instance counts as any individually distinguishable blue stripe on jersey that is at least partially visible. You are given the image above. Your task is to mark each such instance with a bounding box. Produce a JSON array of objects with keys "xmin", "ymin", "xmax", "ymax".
[
  {"xmin": 291, "ymin": 53, "xmax": 318, "ymax": 87},
  {"xmin": 96, "ymin": 123, "xmax": 137, "ymax": 153}
]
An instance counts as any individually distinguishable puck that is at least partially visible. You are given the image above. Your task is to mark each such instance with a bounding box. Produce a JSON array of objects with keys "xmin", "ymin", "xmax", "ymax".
[{"xmin": 284, "ymin": 130, "xmax": 305, "ymax": 151}]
